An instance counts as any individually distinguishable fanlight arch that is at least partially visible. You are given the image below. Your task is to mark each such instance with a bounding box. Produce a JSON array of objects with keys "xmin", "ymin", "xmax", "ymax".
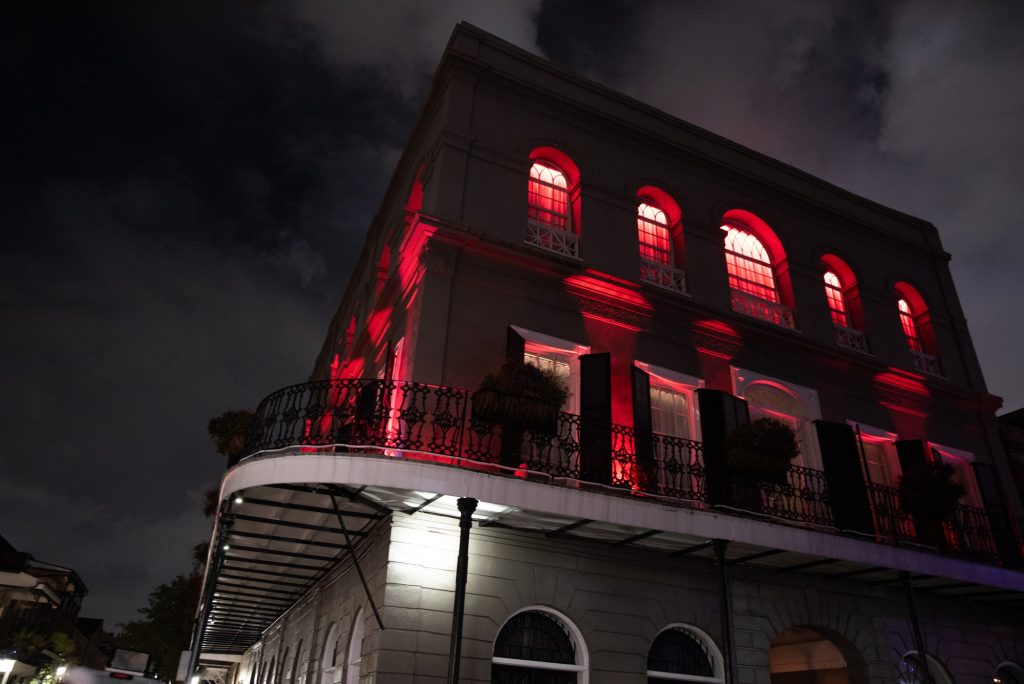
[
  {"xmin": 646, "ymin": 624, "xmax": 724, "ymax": 682},
  {"xmin": 492, "ymin": 606, "xmax": 588, "ymax": 683},
  {"xmin": 721, "ymin": 209, "xmax": 794, "ymax": 327}
]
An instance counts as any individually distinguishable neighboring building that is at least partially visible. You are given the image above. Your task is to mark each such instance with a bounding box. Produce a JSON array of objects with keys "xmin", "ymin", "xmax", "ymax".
[
  {"xmin": 1, "ymin": 535, "xmax": 88, "ymax": 679},
  {"xmin": 997, "ymin": 409, "xmax": 1024, "ymax": 511},
  {"xmin": 188, "ymin": 24, "xmax": 1024, "ymax": 684}
]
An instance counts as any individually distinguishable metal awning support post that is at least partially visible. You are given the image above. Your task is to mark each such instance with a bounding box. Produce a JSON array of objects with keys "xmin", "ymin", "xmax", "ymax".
[
  {"xmin": 187, "ymin": 519, "xmax": 230, "ymax": 681},
  {"xmin": 713, "ymin": 539, "xmax": 736, "ymax": 684},
  {"xmin": 447, "ymin": 497, "xmax": 477, "ymax": 684},
  {"xmin": 900, "ymin": 571, "xmax": 931, "ymax": 682}
]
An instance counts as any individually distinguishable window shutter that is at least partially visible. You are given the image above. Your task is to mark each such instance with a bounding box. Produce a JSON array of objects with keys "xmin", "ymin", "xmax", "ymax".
[
  {"xmin": 579, "ymin": 353, "xmax": 612, "ymax": 485},
  {"xmin": 895, "ymin": 439, "xmax": 944, "ymax": 547},
  {"xmin": 972, "ymin": 462, "xmax": 1021, "ymax": 565},
  {"xmin": 696, "ymin": 389, "xmax": 750, "ymax": 506},
  {"xmin": 815, "ymin": 420, "xmax": 874, "ymax": 535},
  {"xmin": 631, "ymin": 366, "xmax": 655, "ymax": 491}
]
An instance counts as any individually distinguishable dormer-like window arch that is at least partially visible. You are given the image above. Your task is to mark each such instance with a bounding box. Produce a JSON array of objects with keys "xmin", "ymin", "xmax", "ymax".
[
  {"xmin": 820, "ymin": 254, "xmax": 868, "ymax": 352},
  {"xmin": 721, "ymin": 209, "xmax": 794, "ymax": 328},
  {"xmin": 894, "ymin": 281, "xmax": 941, "ymax": 375},
  {"xmin": 636, "ymin": 185, "xmax": 686, "ymax": 294},
  {"xmin": 525, "ymin": 147, "xmax": 581, "ymax": 258}
]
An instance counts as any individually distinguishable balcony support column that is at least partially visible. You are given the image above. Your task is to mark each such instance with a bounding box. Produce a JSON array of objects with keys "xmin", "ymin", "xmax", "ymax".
[
  {"xmin": 447, "ymin": 497, "xmax": 477, "ymax": 684},
  {"xmin": 900, "ymin": 571, "xmax": 932, "ymax": 681},
  {"xmin": 713, "ymin": 539, "xmax": 737, "ymax": 684}
]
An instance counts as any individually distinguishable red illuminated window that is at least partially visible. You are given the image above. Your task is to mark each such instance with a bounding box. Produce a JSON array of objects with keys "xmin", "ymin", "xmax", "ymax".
[
  {"xmin": 898, "ymin": 298, "xmax": 923, "ymax": 352},
  {"xmin": 723, "ymin": 226, "xmax": 778, "ymax": 302},
  {"xmin": 823, "ymin": 271, "xmax": 848, "ymax": 327},
  {"xmin": 528, "ymin": 162, "xmax": 570, "ymax": 231},
  {"xmin": 638, "ymin": 202, "xmax": 672, "ymax": 265}
]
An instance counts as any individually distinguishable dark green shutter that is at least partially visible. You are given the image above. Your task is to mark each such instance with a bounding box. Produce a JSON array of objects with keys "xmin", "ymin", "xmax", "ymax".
[
  {"xmin": 579, "ymin": 353, "xmax": 612, "ymax": 485},
  {"xmin": 815, "ymin": 420, "xmax": 874, "ymax": 535}
]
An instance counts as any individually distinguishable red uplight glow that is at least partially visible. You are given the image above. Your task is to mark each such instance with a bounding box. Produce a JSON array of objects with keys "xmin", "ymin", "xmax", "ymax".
[{"xmin": 528, "ymin": 162, "xmax": 570, "ymax": 230}]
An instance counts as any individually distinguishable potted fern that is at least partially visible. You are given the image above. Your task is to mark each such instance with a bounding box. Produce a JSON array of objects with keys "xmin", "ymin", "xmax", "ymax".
[
  {"xmin": 724, "ymin": 418, "xmax": 800, "ymax": 483},
  {"xmin": 472, "ymin": 359, "xmax": 569, "ymax": 434},
  {"xmin": 898, "ymin": 460, "xmax": 966, "ymax": 546}
]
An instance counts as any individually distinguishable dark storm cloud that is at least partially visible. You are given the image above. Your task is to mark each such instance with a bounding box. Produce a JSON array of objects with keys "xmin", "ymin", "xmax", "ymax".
[
  {"xmin": 2, "ymin": 0, "xmax": 1021, "ymax": 628},
  {"xmin": 582, "ymin": 0, "xmax": 1024, "ymax": 409}
]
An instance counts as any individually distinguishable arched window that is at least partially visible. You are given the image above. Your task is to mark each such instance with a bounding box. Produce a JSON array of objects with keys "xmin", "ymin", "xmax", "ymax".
[
  {"xmin": 525, "ymin": 148, "xmax": 580, "ymax": 258},
  {"xmin": 721, "ymin": 211, "xmax": 794, "ymax": 328},
  {"xmin": 636, "ymin": 187, "xmax": 686, "ymax": 294},
  {"xmin": 345, "ymin": 609, "xmax": 365, "ymax": 684},
  {"xmin": 996, "ymin": 662, "xmax": 1024, "ymax": 684},
  {"xmin": 724, "ymin": 228, "xmax": 777, "ymax": 302},
  {"xmin": 529, "ymin": 162, "xmax": 570, "ymax": 231},
  {"xmin": 898, "ymin": 299, "xmax": 922, "ymax": 351},
  {"xmin": 823, "ymin": 272, "xmax": 847, "ymax": 327},
  {"xmin": 290, "ymin": 640, "xmax": 303, "ymax": 684},
  {"xmin": 638, "ymin": 202, "xmax": 672, "ymax": 266},
  {"xmin": 319, "ymin": 622, "xmax": 338, "ymax": 684},
  {"xmin": 492, "ymin": 608, "xmax": 587, "ymax": 683},
  {"xmin": 898, "ymin": 652, "xmax": 954, "ymax": 684},
  {"xmin": 647, "ymin": 625, "xmax": 724, "ymax": 683},
  {"xmin": 894, "ymin": 282, "xmax": 940, "ymax": 375},
  {"xmin": 820, "ymin": 255, "xmax": 867, "ymax": 351}
]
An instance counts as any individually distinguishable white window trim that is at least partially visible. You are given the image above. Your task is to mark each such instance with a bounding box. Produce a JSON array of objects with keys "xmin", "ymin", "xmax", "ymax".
[
  {"xmin": 646, "ymin": 623, "xmax": 725, "ymax": 683},
  {"xmin": 512, "ymin": 326, "xmax": 590, "ymax": 415},
  {"xmin": 492, "ymin": 605, "xmax": 589, "ymax": 684},
  {"xmin": 635, "ymin": 362, "xmax": 703, "ymax": 441},
  {"xmin": 731, "ymin": 367, "xmax": 822, "ymax": 470}
]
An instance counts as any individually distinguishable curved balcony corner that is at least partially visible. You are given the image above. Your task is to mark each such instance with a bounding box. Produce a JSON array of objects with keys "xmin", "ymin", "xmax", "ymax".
[{"xmin": 242, "ymin": 378, "xmax": 1023, "ymax": 569}]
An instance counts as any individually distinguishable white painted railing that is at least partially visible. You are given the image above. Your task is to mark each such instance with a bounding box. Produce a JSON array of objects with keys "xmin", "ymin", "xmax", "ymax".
[
  {"xmin": 640, "ymin": 258, "xmax": 687, "ymax": 294},
  {"xmin": 834, "ymin": 324, "xmax": 869, "ymax": 353},
  {"xmin": 730, "ymin": 290, "xmax": 795, "ymax": 329},
  {"xmin": 911, "ymin": 349, "xmax": 942, "ymax": 376},
  {"xmin": 525, "ymin": 221, "xmax": 579, "ymax": 258}
]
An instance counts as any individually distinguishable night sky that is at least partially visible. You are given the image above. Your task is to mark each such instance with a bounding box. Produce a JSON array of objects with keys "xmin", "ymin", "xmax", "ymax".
[{"xmin": 3, "ymin": 1, "xmax": 1023, "ymax": 628}]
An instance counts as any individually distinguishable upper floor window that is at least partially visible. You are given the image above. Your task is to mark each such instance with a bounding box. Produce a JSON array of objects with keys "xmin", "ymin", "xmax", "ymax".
[
  {"xmin": 820, "ymin": 254, "xmax": 868, "ymax": 352},
  {"xmin": 638, "ymin": 202, "xmax": 671, "ymax": 265},
  {"xmin": 893, "ymin": 281, "xmax": 940, "ymax": 375},
  {"xmin": 898, "ymin": 298, "xmax": 922, "ymax": 351},
  {"xmin": 529, "ymin": 162, "xmax": 570, "ymax": 230},
  {"xmin": 525, "ymin": 147, "xmax": 581, "ymax": 259},
  {"xmin": 721, "ymin": 210, "xmax": 795, "ymax": 329},
  {"xmin": 636, "ymin": 186, "xmax": 687, "ymax": 295},
  {"xmin": 823, "ymin": 271, "xmax": 847, "ymax": 326}
]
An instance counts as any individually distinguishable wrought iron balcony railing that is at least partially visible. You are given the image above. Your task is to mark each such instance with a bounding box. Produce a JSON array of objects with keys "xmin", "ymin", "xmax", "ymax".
[{"xmin": 248, "ymin": 378, "xmax": 1023, "ymax": 568}]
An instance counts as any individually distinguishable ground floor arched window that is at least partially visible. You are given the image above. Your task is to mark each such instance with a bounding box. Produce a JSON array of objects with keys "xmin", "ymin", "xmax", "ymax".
[
  {"xmin": 491, "ymin": 608, "xmax": 587, "ymax": 683},
  {"xmin": 647, "ymin": 624, "xmax": 724, "ymax": 683},
  {"xmin": 899, "ymin": 652, "xmax": 954, "ymax": 684}
]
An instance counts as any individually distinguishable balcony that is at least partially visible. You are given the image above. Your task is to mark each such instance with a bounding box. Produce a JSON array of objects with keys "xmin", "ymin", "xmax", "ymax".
[
  {"xmin": 834, "ymin": 324, "xmax": 869, "ymax": 353},
  {"xmin": 911, "ymin": 349, "xmax": 942, "ymax": 376},
  {"xmin": 730, "ymin": 290, "xmax": 796, "ymax": 329},
  {"xmin": 640, "ymin": 258, "xmax": 687, "ymax": 294},
  {"xmin": 525, "ymin": 220, "xmax": 579, "ymax": 258},
  {"xmin": 248, "ymin": 378, "xmax": 1023, "ymax": 568}
]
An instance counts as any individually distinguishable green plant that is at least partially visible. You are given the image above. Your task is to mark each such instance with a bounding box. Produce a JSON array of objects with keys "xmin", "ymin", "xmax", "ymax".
[
  {"xmin": 477, "ymin": 360, "xmax": 569, "ymax": 407},
  {"xmin": 724, "ymin": 418, "xmax": 800, "ymax": 481},
  {"xmin": 898, "ymin": 461, "xmax": 966, "ymax": 521},
  {"xmin": 208, "ymin": 410, "xmax": 255, "ymax": 459}
]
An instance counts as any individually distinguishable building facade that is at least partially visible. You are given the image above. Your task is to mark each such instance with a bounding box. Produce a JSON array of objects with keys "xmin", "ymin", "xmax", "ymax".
[{"xmin": 189, "ymin": 24, "xmax": 1024, "ymax": 684}]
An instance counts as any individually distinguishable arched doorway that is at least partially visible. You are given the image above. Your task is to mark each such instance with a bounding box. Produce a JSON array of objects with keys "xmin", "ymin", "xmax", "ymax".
[
  {"xmin": 346, "ymin": 609, "xmax": 365, "ymax": 684},
  {"xmin": 319, "ymin": 622, "xmax": 338, "ymax": 684},
  {"xmin": 769, "ymin": 627, "xmax": 849, "ymax": 683}
]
